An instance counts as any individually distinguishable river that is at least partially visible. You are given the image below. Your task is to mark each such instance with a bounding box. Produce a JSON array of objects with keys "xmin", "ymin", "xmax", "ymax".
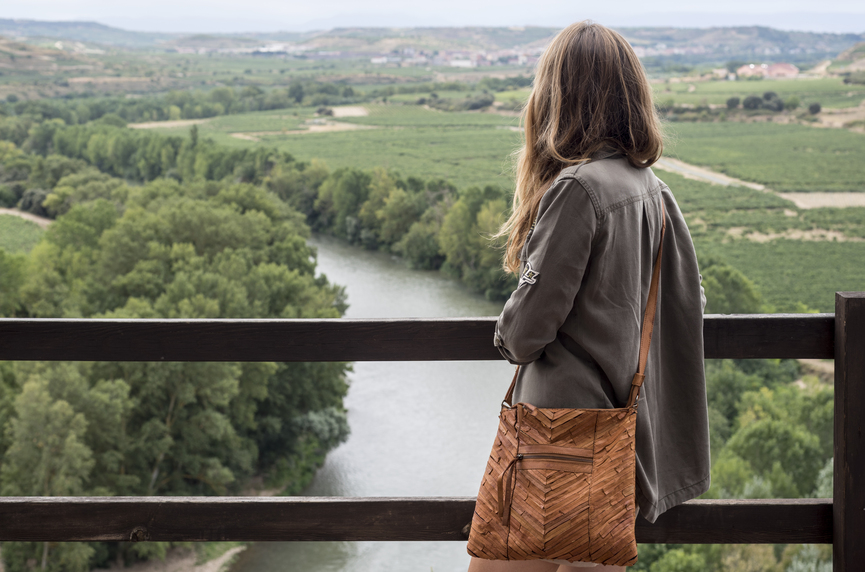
[{"xmin": 230, "ymin": 235, "xmax": 514, "ymax": 572}]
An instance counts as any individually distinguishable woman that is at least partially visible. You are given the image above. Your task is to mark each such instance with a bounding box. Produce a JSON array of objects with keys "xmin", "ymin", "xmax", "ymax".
[{"xmin": 469, "ymin": 22, "xmax": 710, "ymax": 571}]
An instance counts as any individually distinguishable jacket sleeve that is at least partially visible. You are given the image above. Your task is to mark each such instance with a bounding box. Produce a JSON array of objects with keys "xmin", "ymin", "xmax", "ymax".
[{"xmin": 495, "ymin": 178, "xmax": 599, "ymax": 364}]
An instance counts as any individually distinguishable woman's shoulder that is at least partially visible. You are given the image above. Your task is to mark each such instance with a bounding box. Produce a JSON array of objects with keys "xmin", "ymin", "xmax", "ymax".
[{"xmin": 555, "ymin": 157, "xmax": 664, "ymax": 215}]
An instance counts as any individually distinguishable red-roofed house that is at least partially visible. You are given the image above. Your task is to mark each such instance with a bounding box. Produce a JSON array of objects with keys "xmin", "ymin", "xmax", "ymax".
[
  {"xmin": 737, "ymin": 63, "xmax": 768, "ymax": 77},
  {"xmin": 767, "ymin": 63, "xmax": 800, "ymax": 78}
]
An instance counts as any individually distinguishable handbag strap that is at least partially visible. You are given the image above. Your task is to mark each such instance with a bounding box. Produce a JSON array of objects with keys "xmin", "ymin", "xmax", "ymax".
[{"xmin": 502, "ymin": 198, "xmax": 666, "ymax": 410}]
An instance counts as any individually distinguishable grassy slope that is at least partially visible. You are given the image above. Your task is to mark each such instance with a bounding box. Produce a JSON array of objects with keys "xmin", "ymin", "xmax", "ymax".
[{"xmin": 0, "ymin": 214, "xmax": 43, "ymax": 253}]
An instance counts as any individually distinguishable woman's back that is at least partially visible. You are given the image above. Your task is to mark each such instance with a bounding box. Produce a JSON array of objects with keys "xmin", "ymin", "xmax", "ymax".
[{"xmin": 495, "ymin": 155, "xmax": 710, "ymax": 523}]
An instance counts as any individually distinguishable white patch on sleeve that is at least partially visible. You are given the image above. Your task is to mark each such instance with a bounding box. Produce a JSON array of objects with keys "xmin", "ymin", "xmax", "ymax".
[{"xmin": 519, "ymin": 262, "xmax": 540, "ymax": 287}]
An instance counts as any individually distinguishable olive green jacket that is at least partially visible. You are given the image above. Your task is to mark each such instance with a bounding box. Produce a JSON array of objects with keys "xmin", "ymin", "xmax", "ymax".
[{"xmin": 494, "ymin": 156, "xmax": 710, "ymax": 523}]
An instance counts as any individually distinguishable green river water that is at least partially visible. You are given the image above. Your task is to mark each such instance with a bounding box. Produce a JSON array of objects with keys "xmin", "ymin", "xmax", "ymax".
[{"xmin": 230, "ymin": 235, "xmax": 513, "ymax": 572}]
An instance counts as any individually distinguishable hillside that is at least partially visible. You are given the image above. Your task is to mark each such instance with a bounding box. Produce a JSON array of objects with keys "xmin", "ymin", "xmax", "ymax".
[
  {"xmin": 0, "ymin": 36, "xmax": 94, "ymax": 74},
  {"xmin": 0, "ymin": 18, "xmax": 175, "ymax": 48},
  {"xmin": 2, "ymin": 19, "xmax": 862, "ymax": 65}
]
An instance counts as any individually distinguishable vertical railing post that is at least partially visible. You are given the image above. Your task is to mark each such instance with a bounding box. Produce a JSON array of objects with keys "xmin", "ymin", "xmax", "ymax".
[{"xmin": 834, "ymin": 292, "xmax": 865, "ymax": 571}]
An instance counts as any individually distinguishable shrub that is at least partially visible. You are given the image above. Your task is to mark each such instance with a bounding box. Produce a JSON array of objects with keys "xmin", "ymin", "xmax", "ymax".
[
  {"xmin": 18, "ymin": 188, "xmax": 49, "ymax": 217},
  {"xmin": 726, "ymin": 97, "xmax": 740, "ymax": 109},
  {"xmin": 762, "ymin": 91, "xmax": 779, "ymax": 101},
  {"xmin": 809, "ymin": 102, "xmax": 822, "ymax": 114},
  {"xmin": 762, "ymin": 98, "xmax": 784, "ymax": 112},
  {"xmin": 0, "ymin": 184, "xmax": 16, "ymax": 207},
  {"xmin": 785, "ymin": 96, "xmax": 801, "ymax": 110},
  {"xmin": 742, "ymin": 95, "xmax": 763, "ymax": 110}
]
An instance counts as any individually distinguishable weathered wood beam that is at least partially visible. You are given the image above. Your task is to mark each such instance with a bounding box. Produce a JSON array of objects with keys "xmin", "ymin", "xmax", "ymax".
[
  {"xmin": 834, "ymin": 293, "xmax": 865, "ymax": 571},
  {"xmin": 0, "ymin": 497, "xmax": 831, "ymax": 544},
  {"xmin": 0, "ymin": 314, "xmax": 834, "ymax": 362}
]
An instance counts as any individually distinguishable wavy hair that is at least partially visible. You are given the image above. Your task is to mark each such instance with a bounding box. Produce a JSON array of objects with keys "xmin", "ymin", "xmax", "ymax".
[{"xmin": 500, "ymin": 21, "xmax": 663, "ymax": 273}]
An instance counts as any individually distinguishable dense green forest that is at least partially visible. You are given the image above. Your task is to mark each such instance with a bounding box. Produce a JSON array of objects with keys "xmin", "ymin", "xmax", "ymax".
[
  {"xmin": 0, "ymin": 134, "xmax": 352, "ymax": 569},
  {"xmin": 0, "ymin": 93, "xmax": 839, "ymax": 571}
]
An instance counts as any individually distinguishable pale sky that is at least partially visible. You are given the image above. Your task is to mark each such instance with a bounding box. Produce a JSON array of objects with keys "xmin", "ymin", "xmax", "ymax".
[{"xmin": 3, "ymin": 0, "xmax": 865, "ymax": 34}]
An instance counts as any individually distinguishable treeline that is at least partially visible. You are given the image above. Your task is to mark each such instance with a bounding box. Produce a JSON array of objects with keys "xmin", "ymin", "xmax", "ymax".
[
  {"xmin": 368, "ymin": 76, "xmax": 532, "ymax": 98},
  {"xmin": 0, "ymin": 82, "xmax": 363, "ymax": 126},
  {"xmin": 0, "ymin": 75, "xmax": 533, "ymax": 128},
  {"xmin": 0, "ymin": 139, "xmax": 351, "ymax": 571}
]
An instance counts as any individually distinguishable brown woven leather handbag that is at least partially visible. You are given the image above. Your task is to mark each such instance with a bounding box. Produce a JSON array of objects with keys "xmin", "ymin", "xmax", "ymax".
[{"xmin": 467, "ymin": 203, "xmax": 665, "ymax": 566}]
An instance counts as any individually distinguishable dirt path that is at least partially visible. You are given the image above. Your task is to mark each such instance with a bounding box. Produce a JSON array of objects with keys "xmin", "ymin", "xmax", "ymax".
[
  {"xmin": 776, "ymin": 192, "xmax": 865, "ymax": 209},
  {"xmin": 230, "ymin": 120, "xmax": 376, "ymax": 141},
  {"xmin": 653, "ymin": 158, "xmax": 865, "ymax": 209},
  {"xmin": 331, "ymin": 106, "xmax": 368, "ymax": 118},
  {"xmin": 129, "ymin": 119, "xmax": 211, "ymax": 129},
  {"xmin": 0, "ymin": 208, "xmax": 52, "ymax": 228},
  {"xmin": 814, "ymin": 100, "xmax": 865, "ymax": 130},
  {"xmin": 654, "ymin": 157, "xmax": 766, "ymax": 190}
]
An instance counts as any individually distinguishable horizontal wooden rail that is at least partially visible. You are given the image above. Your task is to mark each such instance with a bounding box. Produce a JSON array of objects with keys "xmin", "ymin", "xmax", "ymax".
[
  {"xmin": 0, "ymin": 314, "xmax": 834, "ymax": 362},
  {"xmin": 0, "ymin": 497, "xmax": 831, "ymax": 544}
]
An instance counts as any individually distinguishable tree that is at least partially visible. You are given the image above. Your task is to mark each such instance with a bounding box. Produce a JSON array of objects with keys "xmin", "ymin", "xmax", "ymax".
[
  {"xmin": 1, "ymin": 376, "xmax": 96, "ymax": 572},
  {"xmin": 288, "ymin": 81, "xmax": 305, "ymax": 103},
  {"xmin": 649, "ymin": 549, "xmax": 706, "ymax": 572},
  {"xmin": 726, "ymin": 97, "xmax": 740, "ymax": 109},
  {"xmin": 809, "ymin": 102, "xmax": 822, "ymax": 114},
  {"xmin": 0, "ymin": 249, "xmax": 26, "ymax": 316},
  {"xmin": 742, "ymin": 95, "xmax": 763, "ymax": 110},
  {"xmin": 700, "ymin": 262, "xmax": 762, "ymax": 314},
  {"xmin": 785, "ymin": 96, "xmax": 800, "ymax": 110}
]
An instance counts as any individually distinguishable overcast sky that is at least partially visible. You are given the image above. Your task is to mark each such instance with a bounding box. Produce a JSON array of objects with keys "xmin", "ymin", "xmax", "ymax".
[{"xmin": 3, "ymin": 0, "xmax": 865, "ymax": 34}]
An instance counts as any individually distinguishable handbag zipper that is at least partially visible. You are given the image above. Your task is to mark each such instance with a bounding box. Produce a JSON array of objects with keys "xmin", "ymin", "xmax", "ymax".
[{"xmin": 517, "ymin": 452, "xmax": 592, "ymax": 463}]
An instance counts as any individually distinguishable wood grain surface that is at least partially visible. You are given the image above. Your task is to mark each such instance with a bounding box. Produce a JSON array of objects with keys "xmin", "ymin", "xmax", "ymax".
[
  {"xmin": 834, "ymin": 293, "xmax": 865, "ymax": 569},
  {"xmin": 0, "ymin": 497, "xmax": 831, "ymax": 543},
  {"xmin": 0, "ymin": 314, "xmax": 834, "ymax": 362}
]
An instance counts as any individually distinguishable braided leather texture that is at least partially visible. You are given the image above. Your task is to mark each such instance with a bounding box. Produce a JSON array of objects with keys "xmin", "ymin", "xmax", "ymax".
[{"xmin": 466, "ymin": 403, "xmax": 638, "ymax": 566}]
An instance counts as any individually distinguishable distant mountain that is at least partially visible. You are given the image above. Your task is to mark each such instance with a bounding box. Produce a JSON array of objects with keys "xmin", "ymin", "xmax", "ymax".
[
  {"xmin": 0, "ymin": 19, "xmax": 177, "ymax": 48},
  {"xmin": 618, "ymin": 26, "xmax": 864, "ymax": 62},
  {"xmin": 1, "ymin": 18, "xmax": 862, "ymax": 64}
]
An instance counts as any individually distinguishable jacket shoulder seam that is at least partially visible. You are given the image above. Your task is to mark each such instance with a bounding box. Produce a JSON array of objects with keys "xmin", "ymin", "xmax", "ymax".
[
  {"xmin": 599, "ymin": 180, "xmax": 664, "ymax": 216},
  {"xmin": 555, "ymin": 163, "xmax": 602, "ymax": 222}
]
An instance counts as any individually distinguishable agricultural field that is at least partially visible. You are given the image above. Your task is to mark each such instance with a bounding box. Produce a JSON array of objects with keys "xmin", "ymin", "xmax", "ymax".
[
  {"xmin": 654, "ymin": 77, "xmax": 865, "ymax": 109},
  {"xmin": 489, "ymin": 77, "xmax": 865, "ymax": 110},
  {"xmin": 0, "ymin": 214, "xmax": 43, "ymax": 253},
  {"xmin": 666, "ymin": 122, "xmax": 865, "ymax": 192},
  {"xmin": 145, "ymin": 104, "xmax": 523, "ymax": 189},
  {"xmin": 657, "ymin": 171, "xmax": 865, "ymax": 312}
]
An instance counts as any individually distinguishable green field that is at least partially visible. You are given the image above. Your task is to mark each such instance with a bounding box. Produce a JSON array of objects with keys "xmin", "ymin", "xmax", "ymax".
[
  {"xmin": 654, "ymin": 77, "xmax": 865, "ymax": 109},
  {"xmin": 0, "ymin": 214, "xmax": 44, "ymax": 253},
  {"xmin": 160, "ymin": 105, "xmax": 523, "ymax": 189},
  {"xmin": 660, "ymin": 171, "xmax": 865, "ymax": 312},
  {"xmin": 162, "ymin": 104, "xmax": 865, "ymax": 194},
  {"xmin": 491, "ymin": 78, "xmax": 865, "ymax": 110},
  {"xmin": 666, "ymin": 122, "xmax": 865, "ymax": 192}
]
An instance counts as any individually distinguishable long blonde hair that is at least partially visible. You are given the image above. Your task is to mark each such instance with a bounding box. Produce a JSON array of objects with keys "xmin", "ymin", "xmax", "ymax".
[{"xmin": 500, "ymin": 21, "xmax": 663, "ymax": 273}]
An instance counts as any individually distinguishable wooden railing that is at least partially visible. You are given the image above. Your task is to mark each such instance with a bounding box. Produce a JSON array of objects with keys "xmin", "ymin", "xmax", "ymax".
[{"xmin": 0, "ymin": 292, "xmax": 863, "ymax": 572}]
